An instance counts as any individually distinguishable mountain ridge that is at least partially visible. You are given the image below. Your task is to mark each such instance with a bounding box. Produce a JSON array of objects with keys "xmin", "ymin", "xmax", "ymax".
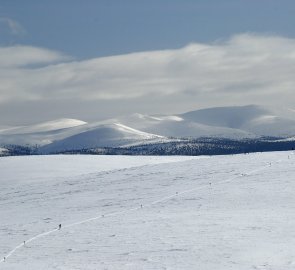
[{"xmin": 1, "ymin": 105, "xmax": 295, "ymax": 154}]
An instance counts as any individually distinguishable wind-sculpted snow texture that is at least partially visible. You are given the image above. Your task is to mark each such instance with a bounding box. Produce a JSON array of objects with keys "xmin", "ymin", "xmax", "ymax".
[{"xmin": 0, "ymin": 152, "xmax": 295, "ymax": 269}]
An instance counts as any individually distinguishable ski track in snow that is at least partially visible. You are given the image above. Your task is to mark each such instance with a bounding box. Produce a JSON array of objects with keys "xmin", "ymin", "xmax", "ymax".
[{"xmin": 0, "ymin": 156, "xmax": 279, "ymax": 265}]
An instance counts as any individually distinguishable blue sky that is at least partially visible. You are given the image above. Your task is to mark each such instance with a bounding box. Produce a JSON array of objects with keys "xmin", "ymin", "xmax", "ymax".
[
  {"xmin": 1, "ymin": 1, "xmax": 295, "ymax": 125},
  {"xmin": 2, "ymin": 0, "xmax": 295, "ymax": 59}
]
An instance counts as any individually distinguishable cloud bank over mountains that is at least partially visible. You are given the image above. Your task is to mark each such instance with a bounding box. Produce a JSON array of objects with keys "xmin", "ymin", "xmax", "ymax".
[{"xmin": 1, "ymin": 33, "xmax": 295, "ymax": 123}]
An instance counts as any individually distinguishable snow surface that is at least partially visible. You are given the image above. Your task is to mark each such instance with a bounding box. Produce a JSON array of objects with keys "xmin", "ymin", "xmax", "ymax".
[
  {"xmin": 118, "ymin": 109, "xmax": 257, "ymax": 139},
  {"xmin": 0, "ymin": 147, "xmax": 8, "ymax": 155},
  {"xmin": 39, "ymin": 123, "xmax": 170, "ymax": 153},
  {"xmin": 0, "ymin": 155, "xmax": 194, "ymax": 184},
  {"xmin": 113, "ymin": 123, "xmax": 164, "ymax": 139},
  {"xmin": 1, "ymin": 152, "xmax": 295, "ymax": 269},
  {"xmin": 180, "ymin": 105, "xmax": 295, "ymax": 137}
]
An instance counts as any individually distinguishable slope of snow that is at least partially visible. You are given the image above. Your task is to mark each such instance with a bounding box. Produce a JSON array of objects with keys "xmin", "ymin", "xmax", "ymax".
[
  {"xmin": 39, "ymin": 123, "xmax": 168, "ymax": 153},
  {"xmin": 275, "ymin": 136, "xmax": 295, "ymax": 142},
  {"xmin": 118, "ymin": 112, "xmax": 256, "ymax": 139},
  {"xmin": 180, "ymin": 105, "xmax": 268, "ymax": 128},
  {"xmin": 244, "ymin": 116, "xmax": 295, "ymax": 137},
  {"xmin": 1, "ymin": 152, "xmax": 295, "ymax": 269},
  {"xmin": 137, "ymin": 118, "xmax": 255, "ymax": 138},
  {"xmin": 0, "ymin": 119, "xmax": 89, "ymax": 147},
  {"xmin": 0, "ymin": 155, "xmax": 196, "ymax": 184},
  {"xmin": 0, "ymin": 147, "xmax": 8, "ymax": 155},
  {"xmin": 117, "ymin": 105, "xmax": 295, "ymax": 139},
  {"xmin": 180, "ymin": 105, "xmax": 295, "ymax": 137},
  {"xmin": 114, "ymin": 123, "xmax": 164, "ymax": 139}
]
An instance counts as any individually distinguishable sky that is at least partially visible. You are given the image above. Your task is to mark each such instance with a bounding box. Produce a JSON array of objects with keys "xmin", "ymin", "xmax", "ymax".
[{"xmin": 1, "ymin": 0, "xmax": 295, "ymax": 125}]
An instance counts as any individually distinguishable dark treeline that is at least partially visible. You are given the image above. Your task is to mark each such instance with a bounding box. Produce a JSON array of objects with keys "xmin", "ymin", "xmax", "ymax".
[
  {"xmin": 53, "ymin": 137, "xmax": 295, "ymax": 156},
  {"xmin": 0, "ymin": 145, "xmax": 35, "ymax": 156},
  {"xmin": 1, "ymin": 137, "xmax": 294, "ymax": 157}
]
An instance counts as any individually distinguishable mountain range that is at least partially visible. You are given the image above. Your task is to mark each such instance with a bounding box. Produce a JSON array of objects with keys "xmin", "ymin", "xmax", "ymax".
[{"xmin": 1, "ymin": 105, "xmax": 295, "ymax": 154}]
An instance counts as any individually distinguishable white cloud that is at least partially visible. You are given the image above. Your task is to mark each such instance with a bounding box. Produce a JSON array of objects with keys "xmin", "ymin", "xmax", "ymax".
[
  {"xmin": 0, "ymin": 17, "xmax": 26, "ymax": 36},
  {"xmin": 0, "ymin": 45, "xmax": 70, "ymax": 68},
  {"xmin": 1, "ymin": 33, "xmax": 295, "ymax": 109}
]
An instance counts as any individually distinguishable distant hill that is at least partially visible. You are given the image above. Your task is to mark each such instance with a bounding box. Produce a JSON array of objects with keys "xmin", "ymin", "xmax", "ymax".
[{"xmin": 1, "ymin": 105, "xmax": 295, "ymax": 154}]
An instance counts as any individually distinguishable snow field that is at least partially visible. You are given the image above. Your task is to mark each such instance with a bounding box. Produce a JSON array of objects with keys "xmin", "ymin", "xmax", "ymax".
[{"xmin": 0, "ymin": 152, "xmax": 295, "ymax": 269}]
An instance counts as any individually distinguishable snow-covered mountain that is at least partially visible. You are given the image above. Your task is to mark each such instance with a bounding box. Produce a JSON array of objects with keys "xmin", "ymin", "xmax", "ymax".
[
  {"xmin": 1, "ymin": 105, "xmax": 295, "ymax": 152},
  {"xmin": 179, "ymin": 105, "xmax": 295, "ymax": 137},
  {"xmin": 40, "ymin": 123, "xmax": 167, "ymax": 153},
  {"xmin": 0, "ymin": 118, "xmax": 88, "ymax": 146},
  {"xmin": 117, "ymin": 111, "xmax": 255, "ymax": 139}
]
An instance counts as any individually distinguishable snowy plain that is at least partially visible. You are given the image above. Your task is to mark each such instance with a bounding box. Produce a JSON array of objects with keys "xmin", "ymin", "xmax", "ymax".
[{"xmin": 0, "ymin": 152, "xmax": 295, "ymax": 270}]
